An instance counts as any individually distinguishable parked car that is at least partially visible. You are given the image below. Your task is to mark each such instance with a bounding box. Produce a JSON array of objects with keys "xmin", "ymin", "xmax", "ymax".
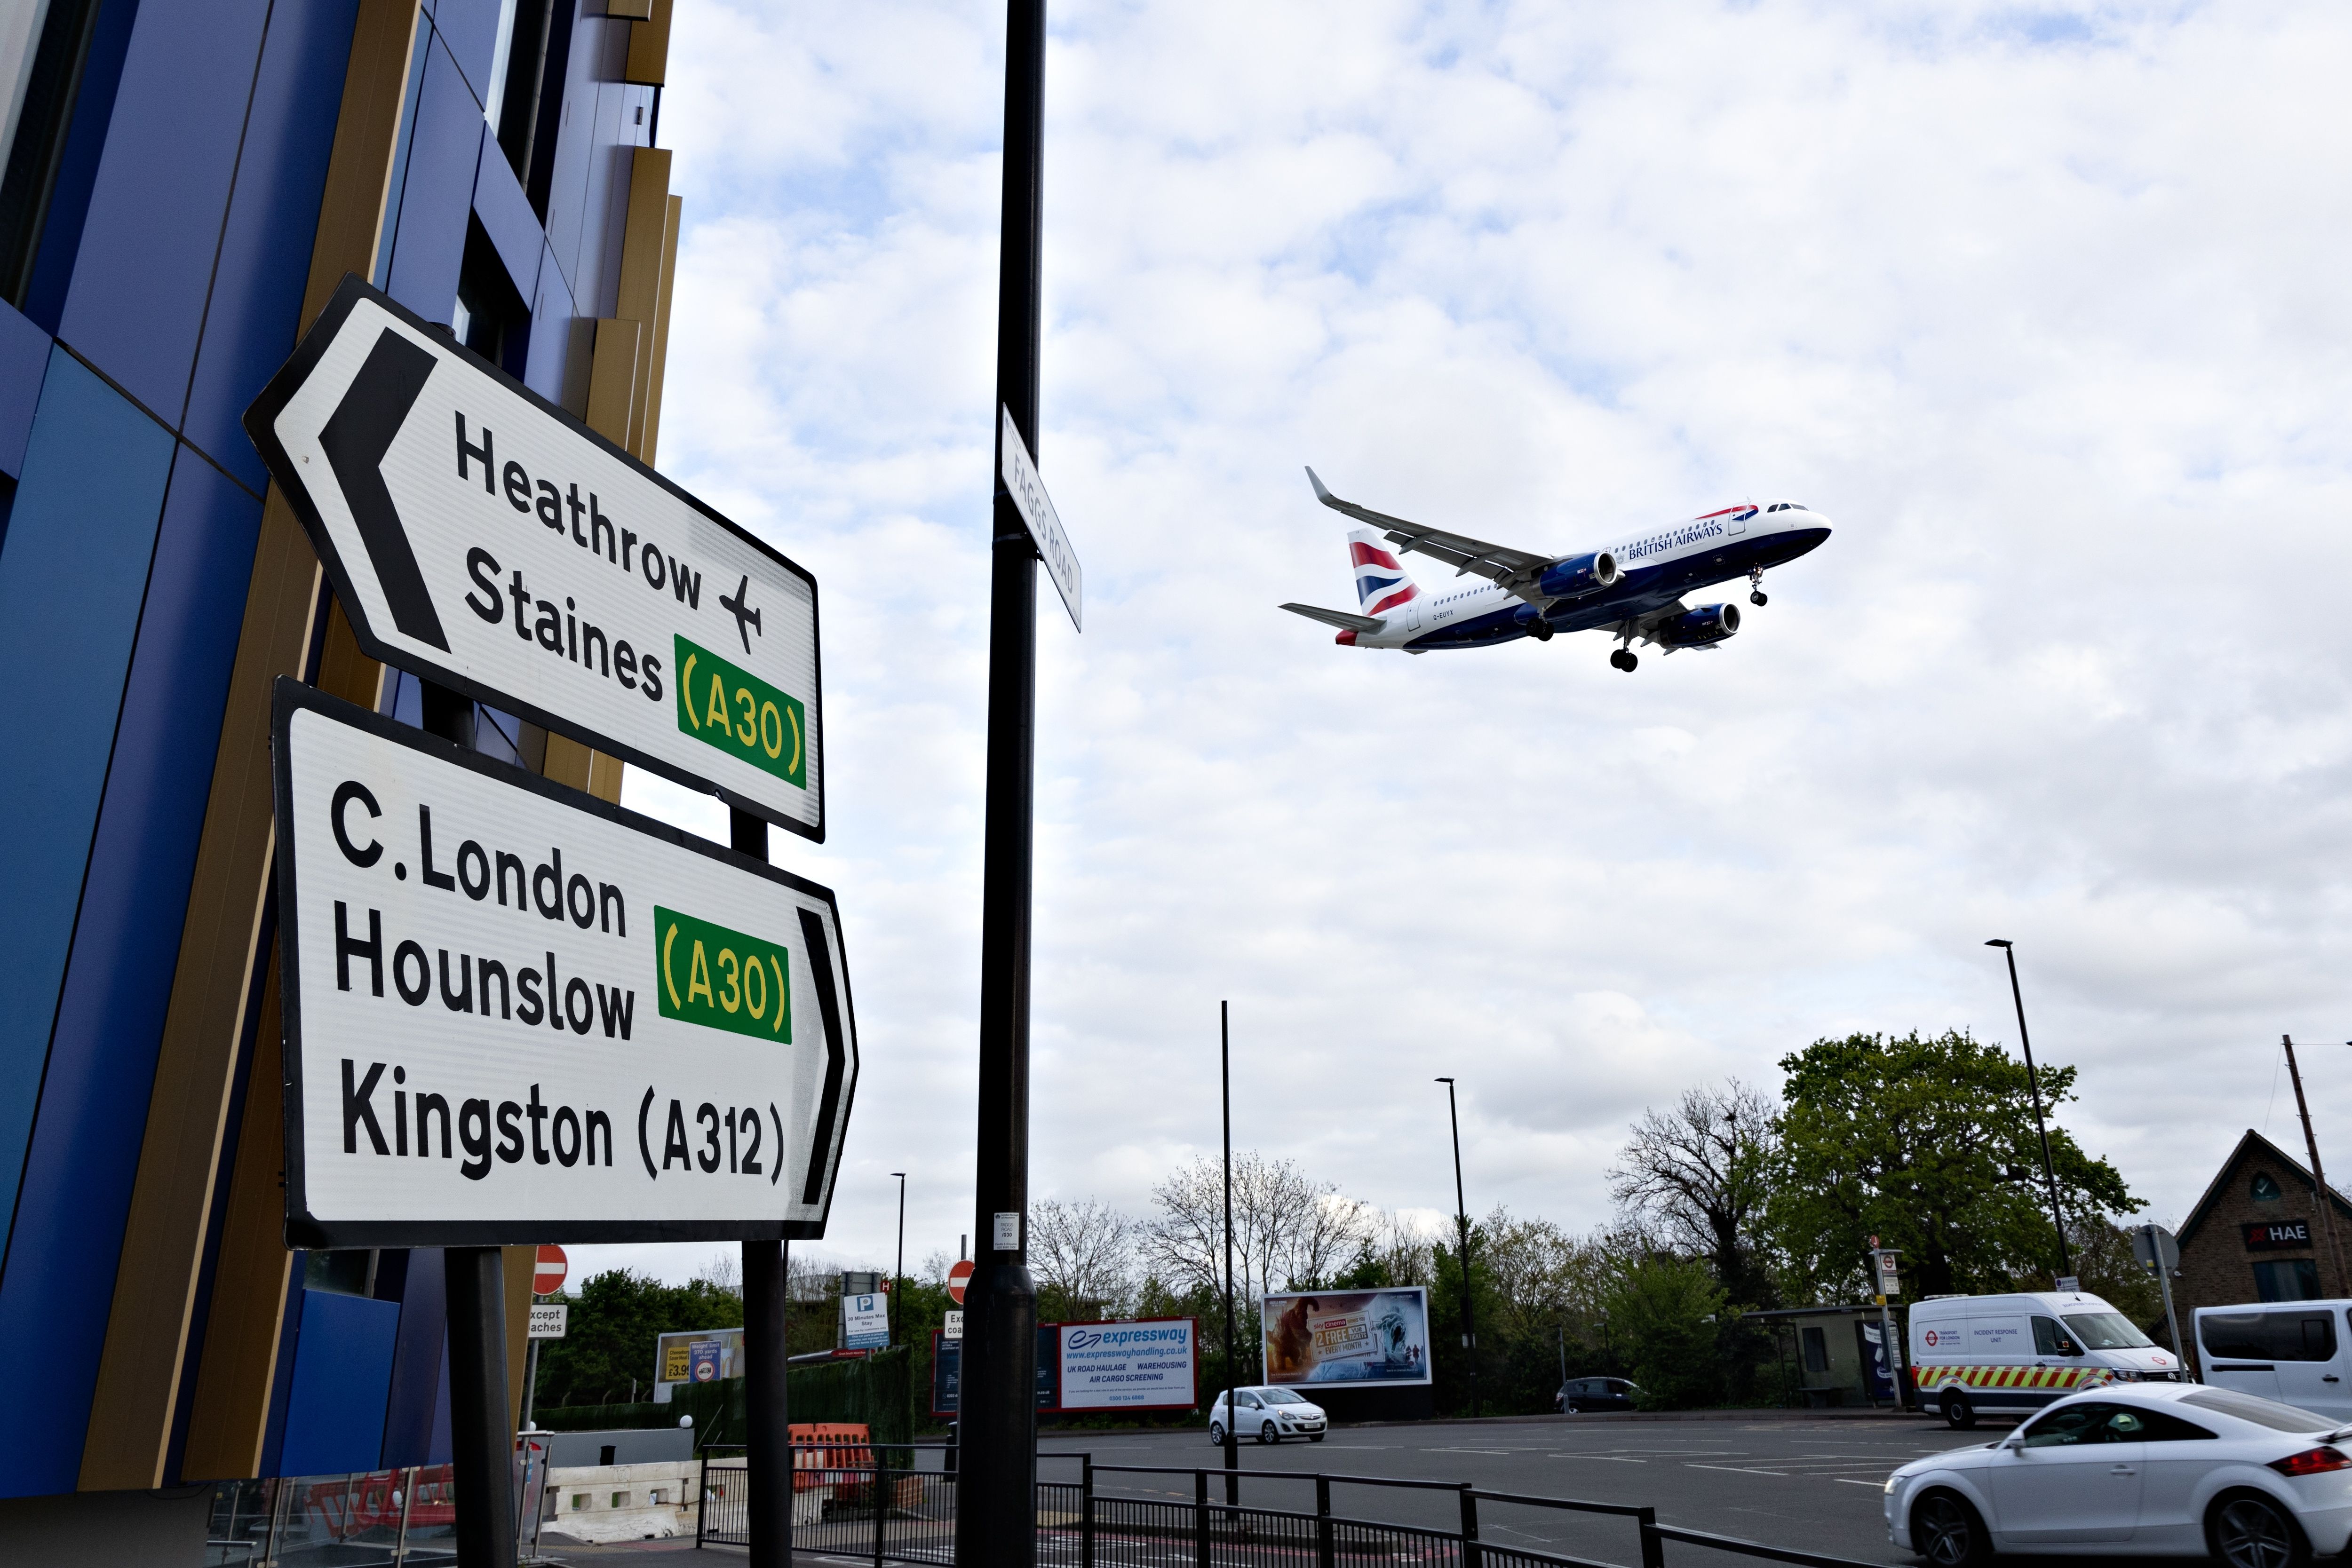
[
  {"xmin": 1206, "ymin": 1386, "xmax": 1327, "ymax": 1444},
  {"xmin": 1884, "ymin": 1383, "xmax": 2352, "ymax": 1566},
  {"xmin": 1556, "ymin": 1377, "xmax": 1640, "ymax": 1413},
  {"xmin": 2196, "ymin": 1300, "xmax": 2352, "ymax": 1424},
  {"xmin": 1910, "ymin": 1289, "xmax": 2187, "ymax": 1429}
]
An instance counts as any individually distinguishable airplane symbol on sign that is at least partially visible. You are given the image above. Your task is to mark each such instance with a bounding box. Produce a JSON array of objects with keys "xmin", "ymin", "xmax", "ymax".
[{"xmin": 719, "ymin": 573, "xmax": 762, "ymax": 654}]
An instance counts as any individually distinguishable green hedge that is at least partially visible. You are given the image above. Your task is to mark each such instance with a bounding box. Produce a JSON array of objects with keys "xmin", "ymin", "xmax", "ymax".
[{"xmin": 532, "ymin": 1348, "xmax": 911, "ymax": 1456}]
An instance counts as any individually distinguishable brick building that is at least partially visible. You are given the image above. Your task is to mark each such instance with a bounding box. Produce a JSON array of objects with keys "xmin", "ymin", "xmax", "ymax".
[{"xmin": 2171, "ymin": 1129, "xmax": 2352, "ymax": 1368}]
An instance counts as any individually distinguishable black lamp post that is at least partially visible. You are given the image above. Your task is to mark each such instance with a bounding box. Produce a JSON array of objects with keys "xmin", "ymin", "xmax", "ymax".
[
  {"xmin": 1986, "ymin": 939, "xmax": 2070, "ymax": 1278},
  {"xmin": 1435, "ymin": 1077, "xmax": 1477, "ymax": 1418},
  {"xmin": 1220, "ymin": 1001, "xmax": 1239, "ymax": 1502},
  {"xmin": 891, "ymin": 1171, "xmax": 906, "ymax": 1347}
]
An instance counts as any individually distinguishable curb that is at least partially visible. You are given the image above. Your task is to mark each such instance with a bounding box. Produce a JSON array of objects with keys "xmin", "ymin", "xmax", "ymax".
[{"xmin": 1328, "ymin": 1407, "xmax": 1937, "ymax": 1428}]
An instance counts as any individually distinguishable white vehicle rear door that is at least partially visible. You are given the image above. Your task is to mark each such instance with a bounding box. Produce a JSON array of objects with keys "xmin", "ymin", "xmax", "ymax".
[
  {"xmin": 1988, "ymin": 1402, "xmax": 2142, "ymax": 1544},
  {"xmin": 2269, "ymin": 1307, "xmax": 2351, "ymax": 1419},
  {"xmin": 2200, "ymin": 1311, "xmax": 2286, "ymax": 1401}
]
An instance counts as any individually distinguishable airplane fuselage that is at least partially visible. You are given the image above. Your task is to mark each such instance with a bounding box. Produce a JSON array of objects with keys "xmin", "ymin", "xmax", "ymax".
[{"xmin": 1341, "ymin": 502, "xmax": 1831, "ymax": 652}]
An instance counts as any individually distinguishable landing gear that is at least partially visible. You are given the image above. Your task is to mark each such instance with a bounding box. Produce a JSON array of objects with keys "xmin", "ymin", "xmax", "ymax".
[
  {"xmin": 1609, "ymin": 648, "xmax": 1638, "ymax": 673},
  {"xmin": 1527, "ymin": 620, "xmax": 1553, "ymax": 642},
  {"xmin": 1750, "ymin": 590, "xmax": 1768, "ymax": 606},
  {"xmin": 1748, "ymin": 567, "xmax": 1767, "ymax": 607}
]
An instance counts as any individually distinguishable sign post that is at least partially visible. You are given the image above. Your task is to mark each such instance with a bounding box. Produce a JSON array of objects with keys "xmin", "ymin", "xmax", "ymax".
[
  {"xmin": 1870, "ymin": 1243, "xmax": 1906, "ymax": 1411},
  {"xmin": 2135, "ymin": 1222, "xmax": 2190, "ymax": 1378}
]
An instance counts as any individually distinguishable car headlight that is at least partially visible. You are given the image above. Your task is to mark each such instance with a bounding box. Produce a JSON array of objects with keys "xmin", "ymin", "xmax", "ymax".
[{"xmin": 1883, "ymin": 1477, "xmax": 1898, "ymax": 1495}]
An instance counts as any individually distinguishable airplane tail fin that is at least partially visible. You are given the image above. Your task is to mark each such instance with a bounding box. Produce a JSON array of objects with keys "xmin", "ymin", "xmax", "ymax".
[{"xmin": 1347, "ymin": 526, "xmax": 1420, "ymax": 616}]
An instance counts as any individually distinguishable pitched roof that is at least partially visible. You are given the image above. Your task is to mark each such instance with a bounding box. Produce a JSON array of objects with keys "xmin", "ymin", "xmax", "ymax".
[{"xmin": 2177, "ymin": 1128, "xmax": 2352, "ymax": 1245}]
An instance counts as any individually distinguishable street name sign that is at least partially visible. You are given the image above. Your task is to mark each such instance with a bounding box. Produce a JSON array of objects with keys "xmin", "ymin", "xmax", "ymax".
[
  {"xmin": 248, "ymin": 276, "xmax": 826, "ymax": 841},
  {"xmin": 271, "ymin": 680, "xmax": 857, "ymax": 1247},
  {"xmin": 999, "ymin": 406, "xmax": 1081, "ymax": 632}
]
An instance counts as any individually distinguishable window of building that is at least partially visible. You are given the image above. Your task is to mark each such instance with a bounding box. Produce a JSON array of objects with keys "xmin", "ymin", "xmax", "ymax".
[
  {"xmin": 302, "ymin": 1249, "xmax": 376, "ymax": 1298},
  {"xmin": 2253, "ymin": 1259, "xmax": 2323, "ymax": 1302},
  {"xmin": 2253, "ymin": 1172, "xmax": 2284, "ymax": 1204},
  {"xmin": 452, "ymin": 219, "xmax": 531, "ymax": 378},
  {"xmin": 1800, "ymin": 1325, "xmax": 1828, "ymax": 1374}
]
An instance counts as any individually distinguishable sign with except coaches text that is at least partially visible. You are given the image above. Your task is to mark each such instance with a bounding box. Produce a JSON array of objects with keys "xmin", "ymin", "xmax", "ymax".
[
  {"xmin": 270, "ymin": 681, "xmax": 857, "ymax": 1247},
  {"xmin": 246, "ymin": 276, "xmax": 826, "ymax": 840}
]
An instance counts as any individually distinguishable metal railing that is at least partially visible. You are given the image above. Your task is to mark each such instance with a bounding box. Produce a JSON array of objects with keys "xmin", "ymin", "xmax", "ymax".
[{"xmin": 690, "ymin": 1447, "xmax": 1888, "ymax": 1568}]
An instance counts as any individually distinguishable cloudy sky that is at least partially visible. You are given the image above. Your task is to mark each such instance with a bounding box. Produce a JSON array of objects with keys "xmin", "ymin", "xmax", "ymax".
[{"xmin": 575, "ymin": 0, "xmax": 2352, "ymax": 1289}]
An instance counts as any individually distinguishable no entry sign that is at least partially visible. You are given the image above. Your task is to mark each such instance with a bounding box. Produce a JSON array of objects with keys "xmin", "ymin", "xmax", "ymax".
[
  {"xmin": 534, "ymin": 1244, "xmax": 569, "ymax": 1296},
  {"xmin": 947, "ymin": 1259, "xmax": 974, "ymax": 1305},
  {"xmin": 246, "ymin": 276, "xmax": 826, "ymax": 841},
  {"xmin": 270, "ymin": 681, "xmax": 858, "ymax": 1246}
]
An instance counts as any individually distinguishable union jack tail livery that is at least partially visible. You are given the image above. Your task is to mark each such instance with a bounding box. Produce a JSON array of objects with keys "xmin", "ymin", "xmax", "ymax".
[{"xmin": 1350, "ymin": 528, "xmax": 1420, "ymax": 617}]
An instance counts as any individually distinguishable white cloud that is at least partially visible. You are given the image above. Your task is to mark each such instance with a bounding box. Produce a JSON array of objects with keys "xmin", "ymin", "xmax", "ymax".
[{"xmin": 574, "ymin": 0, "xmax": 2352, "ymax": 1289}]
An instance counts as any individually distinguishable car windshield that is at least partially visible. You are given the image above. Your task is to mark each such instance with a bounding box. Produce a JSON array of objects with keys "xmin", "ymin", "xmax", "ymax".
[
  {"xmin": 2064, "ymin": 1312, "xmax": 2155, "ymax": 1350},
  {"xmin": 1260, "ymin": 1389, "xmax": 1308, "ymax": 1405},
  {"xmin": 2182, "ymin": 1388, "xmax": 2332, "ymax": 1433}
]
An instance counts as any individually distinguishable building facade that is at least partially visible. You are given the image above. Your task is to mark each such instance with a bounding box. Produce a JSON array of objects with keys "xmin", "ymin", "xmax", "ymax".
[
  {"xmin": 0, "ymin": 0, "xmax": 683, "ymax": 1541},
  {"xmin": 2171, "ymin": 1128, "xmax": 2352, "ymax": 1371}
]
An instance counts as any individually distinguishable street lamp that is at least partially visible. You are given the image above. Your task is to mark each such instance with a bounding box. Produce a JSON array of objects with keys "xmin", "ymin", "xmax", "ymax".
[
  {"xmin": 891, "ymin": 1172, "xmax": 906, "ymax": 1347},
  {"xmin": 1986, "ymin": 940, "xmax": 2071, "ymax": 1279},
  {"xmin": 1435, "ymin": 1077, "xmax": 1477, "ymax": 1419},
  {"xmin": 1220, "ymin": 1002, "xmax": 1239, "ymax": 1502}
]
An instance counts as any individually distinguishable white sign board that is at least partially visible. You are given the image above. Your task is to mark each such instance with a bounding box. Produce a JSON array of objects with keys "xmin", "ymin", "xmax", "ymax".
[
  {"xmin": 999, "ymin": 406, "xmax": 1081, "ymax": 632},
  {"xmin": 943, "ymin": 1309, "xmax": 964, "ymax": 1341},
  {"xmin": 247, "ymin": 276, "xmax": 826, "ymax": 840},
  {"xmin": 842, "ymin": 1292, "xmax": 890, "ymax": 1349},
  {"xmin": 270, "ymin": 681, "xmax": 858, "ymax": 1246},
  {"xmin": 528, "ymin": 1303, "xmax": 569, "ymax": 1339},
  {"xmin": 1056, "ymin": 1319, "xmax": 1196, "ymax": 1411}
]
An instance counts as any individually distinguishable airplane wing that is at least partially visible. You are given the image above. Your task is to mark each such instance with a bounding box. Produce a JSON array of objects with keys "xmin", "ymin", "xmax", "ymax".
[
  {"xmin": 1306, "ymin": 467, "xmax": 1553, "ymax": 597},
  {"xmin": 1281, "ymin": 602, "xmax": 1385, "ymax": 634}
]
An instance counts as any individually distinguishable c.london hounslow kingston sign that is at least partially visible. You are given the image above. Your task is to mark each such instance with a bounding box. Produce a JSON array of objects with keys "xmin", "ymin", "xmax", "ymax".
[
  {"xmin": 270, "ymin": 680, "xmax": 857, "ymax": 1246},
  {"xmin": 246, "ymin": 275, "xmax": 826, "ymax": 840}
]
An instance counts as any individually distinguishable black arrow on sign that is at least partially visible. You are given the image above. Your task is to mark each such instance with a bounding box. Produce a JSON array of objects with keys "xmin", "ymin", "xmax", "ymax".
[
  {"xmin": 798, "ymin": 908, "xmax": 850, "ymax": 1205},
  {"xmin": 319, "ymin": 329, "xmax": 448, "ymax": 650}
]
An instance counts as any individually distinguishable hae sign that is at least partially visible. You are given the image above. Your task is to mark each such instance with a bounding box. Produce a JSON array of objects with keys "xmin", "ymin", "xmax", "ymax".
[{"xmin": 1055, "ymin": 1318, "xmax": 1197, "ymax": 1412}]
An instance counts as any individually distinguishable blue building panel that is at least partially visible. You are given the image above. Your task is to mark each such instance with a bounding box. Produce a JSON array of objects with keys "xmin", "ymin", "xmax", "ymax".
[
  {"xmin": 383, "ymin": 37, "xmax": 486, "ymax": 323},
  {"xmin": 58, "ymin": 0, "xmax": 274, "ymax": 423},
  {"xmin": 473, "ymin": 129, "xmax": 541, "ymax": 304},
  {"xmin": 183, "ymin": 0, "xmax": 362, "ymax": 493},
  {"xmin": 434, "ymin": 0, "xmax": 503, "ymax": 113},
  {"xmin": 525, "ymin": 242, "xmax": 576, "ymax": 406},
  {"xmin": 379, "ymin": 1247, "xmax": 448, "ymax": 1468},
  {"xmin": 0, "ymin": 352, "xmax": 176, "ymax": 1495},
  {"xmin": 0, "ymin": 302, "xmax": 51, "ymax": 478},
  {"xmin": 538, "ymin": 14, "xmax": 633, "ymax": 303},
  {"xmin": 277, "ymin": 1291, "xmax": 403, "ymax": 1477},
  {"xmin": 20, "ymin": 0, "xmax": 141, "ymax": 334}
]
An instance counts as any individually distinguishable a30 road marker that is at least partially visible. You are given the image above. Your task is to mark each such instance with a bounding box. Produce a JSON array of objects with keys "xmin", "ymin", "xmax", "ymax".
[
  {"xmin": 247, "ymin": 275, "xmax": 827, "ymax": 841},
  {"xmin": 270, "ymin": 679, "xmax": 857, "ymax": 1246}
]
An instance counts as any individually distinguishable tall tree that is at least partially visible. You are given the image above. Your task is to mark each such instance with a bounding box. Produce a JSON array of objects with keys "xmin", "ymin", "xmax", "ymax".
[
  {"xmin": 1029, "ymin": 1196, "xmax": 1137, "ymax": 1320},
  {"xmin": 1608, "ymin": 1079, "xmax": 1781, "ymax": 1306},
  {"xmin": 1770, "ymin": 1031, "xmax": 2137, "ymax": 1299}
]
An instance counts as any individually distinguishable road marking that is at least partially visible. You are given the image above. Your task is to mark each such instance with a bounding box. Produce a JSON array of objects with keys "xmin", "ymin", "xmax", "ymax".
[
  {"xmin": 1425, "ymin": 1448, "xmax": 1516, "ymax": 1455},
  {"xmin": 1687, "ymin": 1463, "xmax": 1794, "ymax": 1476},
  {"xmin": 1835, "ymin": 1478, "xmax": 1884, "ymax": 1487},
  {"xmin": 1549, "ymin": 1454, "xmax": 1647, "ymax": 1462}
]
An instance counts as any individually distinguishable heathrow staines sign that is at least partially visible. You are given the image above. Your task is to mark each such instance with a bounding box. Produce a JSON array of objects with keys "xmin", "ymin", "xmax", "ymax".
[
  {"xmin": 270, "ymin": 681, "xmax": 857, "ymax": 1247},
  {"xmin": 247, "ymin": 276, "xmax": 826, "ymax": 840}
]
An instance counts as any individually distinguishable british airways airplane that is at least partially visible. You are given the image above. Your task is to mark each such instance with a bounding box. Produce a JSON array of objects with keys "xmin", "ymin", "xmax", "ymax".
[{"xmin": 1280, "ymin": 469, "xmax": 1832, "ymax": 671}]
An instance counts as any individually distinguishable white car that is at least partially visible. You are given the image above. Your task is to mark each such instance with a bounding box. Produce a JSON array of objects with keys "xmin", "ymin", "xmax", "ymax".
[
  {"xmin": 1885, "ymin": 1383, "xmax": 2352, "ymax": 1566},
  {"xmin": 1206, "ymin": 1386, "xmax": 1327, "ymax": 1445}
]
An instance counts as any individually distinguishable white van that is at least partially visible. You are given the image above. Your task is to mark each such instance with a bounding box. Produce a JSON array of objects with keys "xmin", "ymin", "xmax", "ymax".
[
  {"xmin": 1909, "ymin": 1290, "xmax": 2188, "ymax": 1428},
  {"xmin": 2193, "ymin": 1300, "xmax": 2352, "ymax": 1424}
]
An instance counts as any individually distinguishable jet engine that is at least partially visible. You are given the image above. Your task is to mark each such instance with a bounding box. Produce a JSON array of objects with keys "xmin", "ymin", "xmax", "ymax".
[
  {"xmin": 1654, "ymin": 603, "xmax": 1741, "ymax": 648},
  {"xmin": 1537, "ymin": 550, "xmax": 1621, "ymax": 600}
]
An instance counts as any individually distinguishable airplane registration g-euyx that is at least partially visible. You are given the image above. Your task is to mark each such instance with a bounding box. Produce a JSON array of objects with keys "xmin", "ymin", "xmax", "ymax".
[{"xmin": 1281, "ymin": 469, "xmax": 1832, "ymax": 671}]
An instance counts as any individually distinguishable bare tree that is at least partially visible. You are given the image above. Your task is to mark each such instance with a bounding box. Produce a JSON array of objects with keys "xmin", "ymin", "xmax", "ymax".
[
  {"xmin": 693, "ymin": 1249, "xmax": 741, "ymax": 1293},
  {"xmin": 1142, "ymin": 1152, "xmax": 1376, "ymax": 1308},
  {"xmin": 1030, "ymin": 1197, "xmax": 1137, "ymax": 1319},
  {"xmin": 1607, "ymin": 1079, "xmax": 1780, "ymax": 1305}
]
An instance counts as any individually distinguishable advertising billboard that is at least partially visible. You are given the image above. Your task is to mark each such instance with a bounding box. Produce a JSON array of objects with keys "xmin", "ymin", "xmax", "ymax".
[
  {"xmin": 1055, "ymin": 1318, "xmax": 1197, "ymax": 1412},
  {"xmin": 1261, "ymin": 1288, "xmax": 1430, "ymax": 1386}
]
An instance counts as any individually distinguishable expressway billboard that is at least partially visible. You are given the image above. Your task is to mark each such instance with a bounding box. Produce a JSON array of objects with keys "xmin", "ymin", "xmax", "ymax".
[{"xmin": 1261, "ymin": 1288, "xmax": 1431, "ymax": 1387}]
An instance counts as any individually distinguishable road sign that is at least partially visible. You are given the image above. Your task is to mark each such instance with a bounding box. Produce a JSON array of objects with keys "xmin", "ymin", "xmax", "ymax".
[
  {"xmin": 270, "ymin": 680, "xmax": 858, "ymax": 1246},
  {"xmin": 947, "ymin": 1259, "xmax": 974, "ymax": 1305},
  {"xmin": 944, "ymin": 1310, "xmax": 964, "ymax": 1341},
  {"xmin": 1873, "ymin": 1248, "xmax": 1900, "ymax": 1297},
  {"xmin": 841, "ymin": 1270, "xmax": 881, "ymax": 1296},
  {"xmin": 842, "ymin": 1292, "xmax": 890, "ymax": 1350},
  {"xmin": 999, "ymin": 406, "xmax": 1081, "ymax": 631},
  {"xmin": 2054, "ymin": 1275, "xmax": 2082, "ymax": 1293},
  {"xmin": 690, "ymin": 1338, "xmax": 722, "ymax": 1381},
  {"xmin": 534, "ymin": 1243, "xmax": 569, "ymax": 1296},
  {"xmin": 528, "ymin": 1303, "xmax": 568, "ymax": 1339},
  {"xmin": 2133, "ymin": 1223, "xmax": 2182, "ymax": 1272},
  {"xmin": 246, "ymin": 276, "xmax": 826, "ymax": 840}
]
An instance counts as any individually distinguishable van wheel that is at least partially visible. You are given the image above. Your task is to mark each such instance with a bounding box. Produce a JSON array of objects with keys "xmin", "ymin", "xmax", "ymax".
[
  {"xmin": 2208, "ymin": 1491, "xmax": 2309, "ymax": 1568},
  {"xmin": 1912, "ymin": 1490, "xmax": 1990, "ymax": 1567},
  {"xmin": 1940, "ymin": 1390, "xmax": 1976, "ymax": 1430}
]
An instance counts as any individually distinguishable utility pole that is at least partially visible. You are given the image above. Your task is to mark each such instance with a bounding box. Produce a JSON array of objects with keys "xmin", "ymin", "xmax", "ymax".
[
  {"xmin": 1220, "ymin": 1002, "xmax": 1239, "ymax": 1503},
  {"xmin": 736, "ymin": 809, "xmax": 791, "ymax": 1568},
  {"xmin": 891, "ymin": 1172, "xmax": 907, "ymax": 1348},
  {"xmin": 1435, "ymin": 1078, "xmax": 1477, "ymax": 1418},
  {"xmin": 1986, "ymin": 941, "xmax": 2071, "ymax": 1279},
  {"xmin": 2283, "ymin": 1037, "xmax": 2349, "ymax": 1296},
  {"xmin": 957, "ymin": 0, "xmax": 1047, "ymax": 1559}
]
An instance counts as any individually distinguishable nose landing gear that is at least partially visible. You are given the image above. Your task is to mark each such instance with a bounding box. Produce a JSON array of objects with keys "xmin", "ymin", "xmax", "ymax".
[{"xmin": 1748, "ymin": 566, "xmax": 1768, "ymax": 607}]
